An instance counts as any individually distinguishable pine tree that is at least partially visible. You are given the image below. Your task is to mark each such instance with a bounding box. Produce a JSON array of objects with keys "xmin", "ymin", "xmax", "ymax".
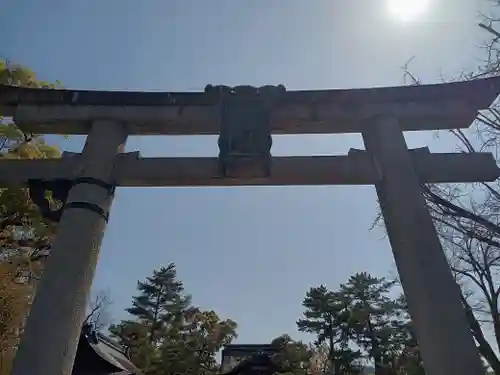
[
  {"xmin": 110, "ymin": 263, "xmax": 191, "ymax": 374},
  {"xmin": 111, "ymin": 263, "xmax": 238, "ymax": 375},
  {"xmin": 125, "ymin": 263, "xmax": 191, "ymax": 344},
  {"xmin": 340, "ymin": 273, "xmax": 404, "ymax": 375},
  {"xmin": 297, "ymin": 285, "xmax": 362, "ymax": 375}
]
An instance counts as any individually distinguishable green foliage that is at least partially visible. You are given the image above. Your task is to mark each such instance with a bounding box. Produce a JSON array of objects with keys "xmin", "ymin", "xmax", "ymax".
[
  {"xmin": 0, "ymin": 59, "xmax": 62, "ymax": 375},
  {"xmin": 340, "ymin": 273, "xmax": 403, "ymax": 372},
  {"xmin": 270, "ymin": 334, "xmax": 312, "ymax": 375},
  {"xmin": 125, "ymin": 263, "xmax": 191, "ymax": 345},
  {"xmin": 0, "ymin": 58, "xmax": 62, "ymax": 256},
  {"xmin": 110, "ymin": 263, "xmax": 190, "ymax": 373},
  {"xmin": 297, "ymin": 285, "xmax": 362, "ymax": 375},
  {"xmin": 158, "ymin": 308, "xmax": 237, "ymax": 375},
  {"xmin": 109, "ymin": 320, "xmax": 156, "ymax": 371},
  {"xmin": 298, "ymin": 274, "xmax": 425, "ymax": 375},
  {"xmin": 110, "ymin": 263, "xmax": 238, "ymax": 375},
  {"xmin": 0, "ymin": 59, "xmax": 59, "ymax": 88}
]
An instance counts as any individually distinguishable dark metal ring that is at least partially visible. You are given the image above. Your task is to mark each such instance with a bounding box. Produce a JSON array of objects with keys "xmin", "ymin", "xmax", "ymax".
[
  {"xmin": 64, "ymin": 202, "xmax": 109, "ymax": 222},
  {"xmin": 73, "ymin": 177, "xmax": 116, "ymax": 196}
]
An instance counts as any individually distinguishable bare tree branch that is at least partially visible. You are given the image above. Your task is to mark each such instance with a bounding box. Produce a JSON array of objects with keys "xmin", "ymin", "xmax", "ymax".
[{"xmin": 83, "ymin": 289, "xmax": 113, "ymax": 331}]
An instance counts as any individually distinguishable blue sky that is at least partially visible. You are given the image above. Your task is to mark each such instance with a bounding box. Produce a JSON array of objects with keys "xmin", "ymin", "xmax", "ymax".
[{"xmin": 0, "ymin": 0, "xmax": 492, "ymax": 344}]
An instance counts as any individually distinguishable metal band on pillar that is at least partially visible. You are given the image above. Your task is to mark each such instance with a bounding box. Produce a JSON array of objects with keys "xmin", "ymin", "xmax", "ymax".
[
  {"xmin": 73, "ymin": 177, "xmax": 116, "ymax": 195},
  {"xmin": 12, "ymin": 120, "xmax": 127, "ymax": 375},
  {"xmin": 63, "ymin": 202, "xmax": 109, "ymax": 222},
  {"xmin": 63, "ymin": 177, "xmax": 116, "ymax": 222}
]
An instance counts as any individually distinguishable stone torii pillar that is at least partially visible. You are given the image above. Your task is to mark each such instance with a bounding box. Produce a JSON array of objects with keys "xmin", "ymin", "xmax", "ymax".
[
  {"xmin": 11, "ymin": 121, "xmax": 127, "ymax": 375},
  {"xmin": 2, "ymin": 78, "xmax": 500, "ymax": 375},
  {"xmin": 362, "ymin": 116, "xmax": 484, "ymax": 375}
]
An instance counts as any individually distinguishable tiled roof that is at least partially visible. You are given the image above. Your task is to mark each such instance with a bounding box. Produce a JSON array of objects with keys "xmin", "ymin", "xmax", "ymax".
[{"xmin": 79, "ymin": 327, "xmax": 142, "ymax": 375}]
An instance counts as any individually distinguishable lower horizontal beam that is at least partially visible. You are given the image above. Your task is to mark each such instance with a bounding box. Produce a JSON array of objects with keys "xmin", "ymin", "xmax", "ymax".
[
  {"xmin": 0, "ymin": 152, "xmax": 498, "ymax": 187},
  {"xmin": 411, "ymin": 152, "xmax": 500, "ymax": 183},
  {"xmin": 0, "ymin": 156, "xmax": 82, "ymax": 186},
  {"xmin": 113, "ymin": 154, "xmax": 379, "ymax": 186}
]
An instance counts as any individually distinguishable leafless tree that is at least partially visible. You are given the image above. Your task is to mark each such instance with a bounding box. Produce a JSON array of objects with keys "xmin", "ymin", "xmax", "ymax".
[{"xmin": 83, "ymin": 289, "xmax": 113, "ymax": 331}]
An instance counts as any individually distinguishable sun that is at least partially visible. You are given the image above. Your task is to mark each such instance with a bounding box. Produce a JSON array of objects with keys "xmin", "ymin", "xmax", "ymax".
[{"xmin": 386, "ymin": 0, "xmax": 430, "ymax": 22}]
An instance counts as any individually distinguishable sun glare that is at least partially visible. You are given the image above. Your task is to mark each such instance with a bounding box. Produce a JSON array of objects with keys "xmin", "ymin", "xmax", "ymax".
[{"xmin": 386, "ymin": 0, "xmax": 430, "ymax": 22}]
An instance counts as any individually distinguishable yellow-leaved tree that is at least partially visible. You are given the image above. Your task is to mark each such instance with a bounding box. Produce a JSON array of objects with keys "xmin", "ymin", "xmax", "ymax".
[{"xmin": 0, "ymin": 59, "xmax": 62, "ymax": 374}]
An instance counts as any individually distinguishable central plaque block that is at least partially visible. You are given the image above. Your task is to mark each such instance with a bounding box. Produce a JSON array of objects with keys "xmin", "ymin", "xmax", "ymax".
[{"xmin": 206, "ymin": 85, "xmax": 285, "ymax": 178}]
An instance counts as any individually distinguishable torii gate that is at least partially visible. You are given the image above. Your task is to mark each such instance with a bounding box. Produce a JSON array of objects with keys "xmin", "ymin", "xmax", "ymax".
[{"xmin": 1, "ymin": 78, "xmax": 500, "ymax": 375}]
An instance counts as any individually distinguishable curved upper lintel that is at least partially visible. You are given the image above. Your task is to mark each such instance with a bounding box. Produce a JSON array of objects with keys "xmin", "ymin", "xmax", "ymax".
[{"xmin": 1, "ymin": 76, "xmax": 500, "ymax": 135}]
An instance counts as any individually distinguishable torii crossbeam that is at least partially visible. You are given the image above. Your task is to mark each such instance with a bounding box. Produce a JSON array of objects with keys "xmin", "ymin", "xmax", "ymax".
[{"xmin": 2, "ymin": 77, "xmax": 500, "ymax": 375}]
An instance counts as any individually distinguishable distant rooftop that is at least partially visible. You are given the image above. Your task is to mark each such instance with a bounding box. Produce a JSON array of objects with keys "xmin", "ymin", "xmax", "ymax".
[
  {"xmin": 73, "ymin": 325, "xmax": 142, "ymax": 375},
  {"xmin": 222, "ymin": 344, "xmax": 276, "ymax": 353},
  {"xmin": 220, "ymin": 344, "xmax": 277, "ymax": 374}
]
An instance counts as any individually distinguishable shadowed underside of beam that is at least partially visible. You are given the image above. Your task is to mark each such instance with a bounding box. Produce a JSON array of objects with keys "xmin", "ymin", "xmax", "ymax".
[
  {"xmin": 0, "ymin": 152, "xmax": 498, "ymax": 187},
  {"xmin": 1, "ymin": 76, "xmax": 499, "ymax": 135}
]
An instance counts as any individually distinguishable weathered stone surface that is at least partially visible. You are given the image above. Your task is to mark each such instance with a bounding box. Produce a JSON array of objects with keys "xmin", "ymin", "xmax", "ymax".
[
  {"xmin": 2, "ymin": 76, "xmax": 500, "ymax": 134},
  {"xmin": 1, "ymin": 152, "xmax": 498, "ymax": 187}
]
